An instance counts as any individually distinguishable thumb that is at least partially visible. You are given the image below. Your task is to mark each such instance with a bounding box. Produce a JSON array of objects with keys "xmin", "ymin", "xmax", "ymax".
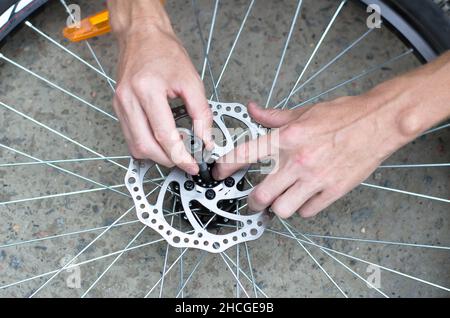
[{"xmin": 248, "ymin": 101, "xmax": 297, "ymax": 128}]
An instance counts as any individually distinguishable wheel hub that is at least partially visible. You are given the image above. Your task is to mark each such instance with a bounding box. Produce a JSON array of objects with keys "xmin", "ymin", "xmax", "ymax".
[{"xmin": 125, "ymin": 101, "xmax": 272, "ymax": 253}]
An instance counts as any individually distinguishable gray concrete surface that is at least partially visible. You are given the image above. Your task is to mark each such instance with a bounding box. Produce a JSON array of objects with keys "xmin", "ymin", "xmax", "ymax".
[{"xmin": 0, "ymin": 0, "xmax": 448, "ymax": 298}]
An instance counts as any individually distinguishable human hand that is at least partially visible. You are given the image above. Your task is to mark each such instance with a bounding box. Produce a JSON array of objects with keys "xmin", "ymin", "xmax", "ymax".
[
  {"xmin": 212, "ymin": 95, "xmax": 414, "ymax": 218},
  {"xmin": 109, "ymin": 0, "xmax": 213, "ymax": 175},
  {"xmin": 213, "ymin": 51, "xmax": 450, "ymax": 219}
]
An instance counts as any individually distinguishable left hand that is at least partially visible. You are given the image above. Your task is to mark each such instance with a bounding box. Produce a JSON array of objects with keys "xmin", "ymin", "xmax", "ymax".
[{"xmin": 212, "ymin": 97, "xmax": 408, "ymax": 219}]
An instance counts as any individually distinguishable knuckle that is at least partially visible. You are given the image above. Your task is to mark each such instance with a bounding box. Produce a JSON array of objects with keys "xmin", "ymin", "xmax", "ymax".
[
  {"xmin": 291, "ymin": 150, "xmax": 313, "ymax": 168},
  {"xmin": 201, "ymin": 104, "xmax": 213, "ymax": 119},
  {"xmin": 131, "ymin": 74, "xmax": 161, "ymax": 95},
  {"xmin": 131, "ymin": 75, "xmax": 146, "ymax": 93},
  {"xmin": 281, "ymin": 124, "xmax": 301, "ymax": 144},
  {"xmin": 271, "ymin": 201, "xmax": 292, "ymax": 219},
  {"xmin": 114, "ymin": 85, "xmax": 130, "ymax": 105},
  {"xmin": 251, "ymin": 187, "xmax": 272, "ymax": 207},
  {"xmin": 192, "ymin": 103, "xmax": 212, "ymax": 122},
  {"xmin": 130, "ymin": 143, "xmax": 151, "ymax": 159},
  {"xmin": 192, "ymin": 78, "xmax": 206, "ymax": 93},
  {"xmin": 201, "ymin": 109, "xmax": 213, "ymax": 125},
  {"xmin": 153, "ymin": 128, "xmax": 170, "ymax": 144}
]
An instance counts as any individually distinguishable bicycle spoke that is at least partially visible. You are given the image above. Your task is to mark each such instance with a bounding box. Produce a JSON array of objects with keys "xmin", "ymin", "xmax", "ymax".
[
  {"xmin": 265, "ymin": 0, "xmax": 303, "ymax": 108},
  {"xmin": 279, "ymin": 218, "xmax": 348, "ymax": 298},
  {"xmin": 0, "ymin": 143, "xmax": 130, "ymax": 198},
  {"xmin": 81, "ymin": 226, "xmax": 147, "ymax": 298},
  {"xmin": 219, "ymin": 252, "xmax": 250, "ymax": 298},
  {"xmin": 28, "ymin": 204, "xmax": 135, "ymax": 296},
  {"xmin": 0, "ymin": 54, "xmax": 117, "ymax": 121},
  {"xmin": 0, "ymin": 155, "xmax": 130, "ymax": 168},
  {"xmin": 222, "ymin": 251, "xmax": 268, "ymax": 298},
  {"xmin": 235, "ymin": 203, "xmax": 240, "ymax": 298},
  {"xmin": 178, "ymin": 214, "xmax": 185, "ymax": 298},
  {"xmin": 421, "ymin": 122, "xmax": 450, "ymax": 136},
  {"xmin": 144, "ymin": 214, "xmax": 217, "ymax": 297},
  {"xmin": 361, "ymin": 182, "xmax": 450, "ymax": 203},
  {"xmin": 28, "ymin": 180, "xmax": 164, "ymax": 297},
  {"xmin": 24, "ymin": 21, "xmax": 117, "ymax": 85},
  {"xmin": 222, "ymin": 221, "xmax": 450, "ymax": 251},
  {"xmin": 193, "ymin": 0, "xmax": 220, "ymax": 100},
  {"xmin": 0, "ymin": 210, "xmax": 185, "ymax": 251},
  {"xmin": 243, "ymin": 242, "xmax": 258, "ymax": 297},
  {"xmin": 225, "ymin": 178, "xmax": 449, "ymax": 205},
  {"xmin": 176, "ymin": 251, "xmax": 208, "ymax": 298},
  {"xmin": 282, "ymin": 222, "xmax": 389, "ymax": 298},
  {"xmin": 200, "ymin": 0, "xmax": 219, "ymax": 81},
  {"xmin": 85, "ymin": 42, "xmax": 116, "ymax": 92},
  {"xmin": 291, "ymin": 49, "xmax": 414, "ymax": 109},
  {"xmin": 0, "ymin": 219, "xmax": 140, "ymax": 249},
  {"xmin": 298, "ymin": 232, "xmax": 450, "ymax": 250},
  {"xmin": 210, "ymin": 0, "xmax": 255, "ymax": 98},
  {"xmin": 59, "ymin": 0, "xmax": 116, "ymax": 92},
  {"xmin": 248, "ymin": 162, "xmax": 450, "ymax": 174},
  {"xmin": 0, "ymin": 0, "xmax": 447, "ymax": 300},
  {"xmin": 0, "ymin": 182, "xmax": 131, "ymax": 207},
  {"xmin": 159, "ymin": 202, "xmax": 176, "ymax": 298},
  {"xmin": 0, "ymin": 236, "xmax": 166, "ymax": 291},
  {"xmin": 273, "ymin": 27, "xmax": 376, "ymax": 109},
  {"xmin": 1, "ymin": 217, "xmax": 190, "ymax": 292},
  {"xmin": 280, "ymin": 0, "xmax": 347, "ymax": 109},
  {"xmin": 267, "ymin": 227, "xmax": 450, "ymax": 293},
  {"xmin": 144, "ymin": 248, "xmax": 190, "ymax": 298},
  {"xmin": 0, "ymin": 100, "xmax": 127, "ymax": 171}
]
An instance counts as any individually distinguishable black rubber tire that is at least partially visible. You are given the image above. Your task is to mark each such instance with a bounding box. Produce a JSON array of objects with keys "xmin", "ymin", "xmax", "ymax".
[
  {"xmin": 0, "ymin": 0, "xmax": 48, "ymax": 43},
  {"xmin": 0, "ymin": 0, "xmax": 449, "ymax": 60},
  {"xmin": 384, "ymin": 0, "xmax": 450, "ymax": 55}
]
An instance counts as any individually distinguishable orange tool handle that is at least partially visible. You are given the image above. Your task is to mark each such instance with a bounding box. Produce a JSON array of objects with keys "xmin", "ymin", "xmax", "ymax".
[{"xmin": 63, "ymin": 0, "xmax": 166, "ymax": 42}]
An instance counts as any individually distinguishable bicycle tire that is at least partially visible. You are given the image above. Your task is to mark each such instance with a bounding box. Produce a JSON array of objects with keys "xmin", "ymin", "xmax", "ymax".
[
  {"xmin": 0, "ymin": 0, "xmax": 47, "ymax": 43},
  {"xmin": 0, "ymin": 0, "xmax": 448, "ymax": 300},
  {"xmin": 1, "ymin": 0, "xmax": 449, "ymax": 61},
  {"xmin": 360, "ymin": 0, "xmax": 450, "ymax": 61}
]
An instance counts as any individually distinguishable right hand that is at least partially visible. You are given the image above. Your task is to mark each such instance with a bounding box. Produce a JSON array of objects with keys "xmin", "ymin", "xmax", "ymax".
[{"xmin": 111, "ymin": 10, "xmax": 213, "ymax": 175}]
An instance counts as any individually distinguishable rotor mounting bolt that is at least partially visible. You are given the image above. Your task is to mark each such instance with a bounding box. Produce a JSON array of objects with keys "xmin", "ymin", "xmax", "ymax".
[
  {"xmin": 224, "ymin": 177, "xmax": 235, "ymax": 187},
  {"xmin": 184, "ymin": 180, "xmax": 195, "ymax": 191},
  {"xmin": 205, "ymin": 189, "xmax": 216, "ymax": 200}
]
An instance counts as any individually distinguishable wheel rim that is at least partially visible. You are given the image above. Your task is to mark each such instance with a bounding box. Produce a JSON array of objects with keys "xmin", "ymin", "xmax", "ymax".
[{"xmin": 0, "ymin": 0, "xmax": 448, "ymax": 298}]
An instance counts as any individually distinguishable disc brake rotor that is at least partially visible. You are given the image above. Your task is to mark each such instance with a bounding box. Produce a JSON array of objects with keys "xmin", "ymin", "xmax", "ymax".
[{"xmin": 125, "ymin": 101, "xmax": 273, "ymax": 253}]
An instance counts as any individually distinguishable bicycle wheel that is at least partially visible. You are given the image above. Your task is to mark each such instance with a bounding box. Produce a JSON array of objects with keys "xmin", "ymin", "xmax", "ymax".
[{"xmin": 0, "ymin": 0, "xmax": 448, "ymax": 298}]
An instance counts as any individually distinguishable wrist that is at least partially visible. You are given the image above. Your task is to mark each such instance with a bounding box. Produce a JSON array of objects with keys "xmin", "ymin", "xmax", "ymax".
[
  {"xmin": 108, "ymin": 0, "xmax": 172, "ymax": 38},
  {"xmin": 358, "ymin": 77, "xmax": 422, "ymax": 157},
  {"xmin": 385, "ymin": 52, "xmax": 450, "ymax": 144}
]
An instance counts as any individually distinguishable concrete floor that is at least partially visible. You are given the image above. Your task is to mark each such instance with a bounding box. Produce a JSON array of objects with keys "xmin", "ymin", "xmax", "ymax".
[{"xmin": 0, "ymin": 0, "xmax": 448, "ymax": 298}]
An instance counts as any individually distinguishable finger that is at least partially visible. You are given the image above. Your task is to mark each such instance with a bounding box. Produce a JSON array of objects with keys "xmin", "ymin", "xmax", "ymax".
[
  {"xmin": 248, "ymin": 166, "xmax": 298, "ymax": 212},
  {"xmin": 298, "ymin": 182, "xmax": 354, "ymax": 218},
  {"xmin": 247, "ymin": 101, "xmax": 297, "ymax": 128},
  {"xmin": 136, "ymin": 89, "xmax": 199, "ymax": 175},
  {"xmin": 297, "ymin": 190, "xmax": 337, "ymax": 218},
  {"xmin": 212, "ymin": 131, "xmax": 277, "ymax": 180},
  {"xmin": 271, "ymin": 180, "xmax": 321, "ymax": 219},
  {"xmin": 114, "ymin": 90, "xmax": 174, "ymax": 167},
  {"xmin": 180, "ymin": 83, "xmax": 214, "ymax": 150}
]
